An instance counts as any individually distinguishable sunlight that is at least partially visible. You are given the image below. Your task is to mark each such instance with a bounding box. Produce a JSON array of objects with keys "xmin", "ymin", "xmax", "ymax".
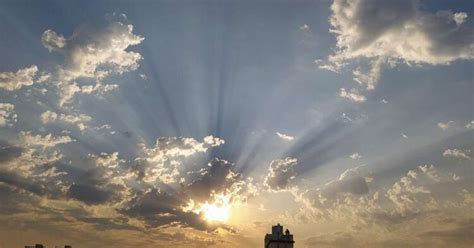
[
  {"xmin": 183, "ymin": 193, "xmax": 232, "ymax": 223},
  {"xmin": 202, "ymin": 194, "xmax": 231, "ymax": 222},
  {"xmin": 202, "ymin": 202, "xmax": 230, "ymax": 222}
]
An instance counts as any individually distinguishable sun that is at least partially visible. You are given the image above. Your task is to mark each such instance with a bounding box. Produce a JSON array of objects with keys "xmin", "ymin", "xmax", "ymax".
[
  {"xmin": 202, "ymin": 202, "xmax": 230, "ymax": 222},
  {"xmin": 183, "ymin": 193, "xmax": 232, "ymax": 223},
  {"xmin": 200, "ymin": 193, "xmax": 231, "ymax": 222}
]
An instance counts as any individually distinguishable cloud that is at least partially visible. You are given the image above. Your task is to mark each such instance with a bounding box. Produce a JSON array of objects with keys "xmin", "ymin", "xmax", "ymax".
[
  {"xmin": 325, "ymin": 0, "xmax": 473, "ymax": 91},
  {"xmin": 443, "ymin": 149, "xmax": 471, "ymax": 160},
  {"xmin": 134, "ymin": 136, "xmax": 225, "ymax": 184},
  {"xmin": 42, "ymin": 21, "xmax": 144, "ymax": 81},
  {"xmin": 264, "ymin": 157, "xmax": 298, "ymax": 191},
  {"xmin": 323, "ymin": 167, "xmax": 370, "ymax": 196},
  {"xmin": 304, "ymin": 232, "xmax": 354, "ymax": 248},
  {"xmin": 203, "ymin": 135, "xmax": 225, "ymax": 147},
  {"xmin": 452, "ymin": 174, "xmax": 460, "ymax": 181},
  {"xmin": 339, "ymin": 88, "xmax": 366, "ymax": 102},
  {"xmin": 122, "ymin": 158, "xmax": 252, "ymax": 231},
  {"xmin": 349, "ymin": 153, "xmax": 362, "ymax": 159},
  {"xmin": 418, "ymin": 164, "xmax": 440, "ymax": 182},
  {"xmin": 0, "ymin": 103, "xmax": 17, "ymax": 127},
  {"xmin": 465, "ymin": 120, "xmax": 474, "ymax": 130},
  {"xmin": 19, "ymin": 131, "xmax": 74, "ymax": 149},
  {"xmin": 67, "ymin": 183, "xmax": 115, "ymax": 205},
  {"xmin": 41, "ymin": 110, "xmax": 92, "ymax": 130},
  {"xmin": 386, "ymin": 170, "xmax": 432, "ymax": 214},
  {"xmin": 420, "ymin": 219, "xmax": 474, "ymax": 247},
  {"xmin": 184, "ymin": 158, "xmax": 245, "ymax": 201},
  {"xmin": 121, "ymin": 187, "xmax": 208, "ymax": 230},
  {"xmin": 0, "ymin": 65, "xmax": 39, "ymax": 91},
  {"xmin": 65, "ymin": 152, "xmax": 132, "ymax": 205},
  {"xmin": 299, "ymin": 24, "xmax": 310, "ymax": 31},
  {"xmin": 276, "ymin": 132, "xmax": 295, "ymax": 141},
  {"xmin": 300, "ymin": 166, "xmax": 375, "ymax": 218},
  {"xmin": 438, "ymin": 121, "xmax": 455, "ymax": 130},
  {"xmin": 41, "ymin": 18, "xmax": 144, "ymax": 106}
]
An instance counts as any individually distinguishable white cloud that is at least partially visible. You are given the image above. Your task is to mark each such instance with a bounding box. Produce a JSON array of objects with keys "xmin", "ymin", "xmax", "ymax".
[
  {"xmin": 386, "ymin": 170, "xmax": 432, "ymax": 214},
  {"xmin": 19, "ymin": 131, "xmax": 74, "ymax": 149},
  {"xmin": 41, "ymin": 110, "xmax": 92, "ymax": 130},
  {"xmin": 135, "ymin": 136, "xmax": 225, "ymax": 184},
  {"xmin": 276, "ymin": 132, "xmax": 295, "ymax": 141},
  {"xmin": 43, "ymin": 22, "xmax": 144, "ymax": 81},
  {"xmin": 465, "ymin": 120, "xmax": 474, "ymax": 130},
  {"xmin": 0, "ymin": 65, "xmax": 39, "ymax": 91},
  {"xmin": 264, "ymin": 157, "xmax": 298, "ymax": 191},
  {"xmin": 0, "ymin": 103, "xmax": 17, "ymax": 127},
  {"xmin": 299, "ymin": 24, "xmax": 310, "ymax": 31},
  {"xmin": 339, "ymin": 88, "xmax": 366, "ymax": 102},
  {"xmin": 452, "ymin": 174, "xmax": 460, "ymax": 181},
  {"xmin": 349, "ymin": 153, "xmax": 362, "ymax": 160},
  {"xmin": 203, "ymin": 135, "xmax": 225, "ymax": 147},
  {"xmin": 437, "ymin": 121, "xmax": 455, "ymax": 130},
  {"xmin": 418, "ymin": 164, "xmax": 440, "ymax": 182},
  {"xmin": 325, "ymin": 0, "xmax": 473, "ymax": 91},
  {"xmin": 443, "ymin": 149, "xmax": 471, "ymax": 160},
  {"xmin": 352, "ymin": 57, "xmax": 383, "ymax": 90},
  {"xmin": 452, "ymin": 11, "xmax": 468, "ymax": 25},
  {"xmin": 41, "ymin": 19, "xmax": 144, "ymax": 106},
  {"xmin": 329, "ymin": 0, "xmax": 473, "ymax": 65}
]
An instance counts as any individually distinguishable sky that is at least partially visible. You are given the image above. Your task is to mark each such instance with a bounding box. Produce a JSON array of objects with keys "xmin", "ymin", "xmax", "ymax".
[{"xmin": 0, "ymin": 0, "xmax": 473, "ymax": 247}]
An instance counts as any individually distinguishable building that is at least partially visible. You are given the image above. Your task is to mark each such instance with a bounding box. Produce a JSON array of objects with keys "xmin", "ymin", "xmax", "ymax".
[{"xmin": 264, "ymin": 223, "xmax": 294, "ymax": 248}]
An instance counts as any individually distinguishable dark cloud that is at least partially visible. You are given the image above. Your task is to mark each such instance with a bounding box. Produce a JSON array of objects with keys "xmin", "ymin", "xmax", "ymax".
[
  {"xmin": 120, "ymin": 158, "xmax": 247, "ymax": 231},
  {"xmin": 264, "ymin": 158, "xmax": 297, "ymax": 191},
  {"xmin": 120, "ymin": 187, "xmax": 210, "ymax": 230},
  {"xmin": 0, "ymin": 143, "xmax": 22, "ymax": 163},
  {"xmin": 67, "ymin": 184, "xmax": 114, "ymax": 205},
  {"xmin": 304, "ymin": 232, "xmax": 354, "ymax": 248},
  {"xmin": 419, "ymin": 218, "xmax": 474, "ymax": 246},
  {"xmin": 184, "ymin": 158, "xmax": 241, "ymax": 202}
]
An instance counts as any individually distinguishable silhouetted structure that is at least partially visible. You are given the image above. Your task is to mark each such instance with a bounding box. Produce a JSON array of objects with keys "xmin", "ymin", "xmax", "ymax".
[{"xmin": 264, "ymin": 223, "xmax": 294, "ymax": 248}]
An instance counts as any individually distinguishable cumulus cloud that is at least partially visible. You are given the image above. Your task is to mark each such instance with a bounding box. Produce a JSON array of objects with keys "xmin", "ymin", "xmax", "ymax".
[
  {"xmin": 349, "ymin": 153, "xmax": 362, "ymax": 159},
  {"xmin": 0, "ymin": 103, "xmax": 17, "ymax": 127},
  {"xmin": 40, "ymin": 18, "xmax": 144, "ymax": 106},
  {"xmin": 299, "ymin": 166, "xmax": 372, "ymax": 219},
  {"xmin": 264, "ymin": 157, "xmax": 298, "ymax": 191},
  {"xmin": 134, "ymin": 136, "xmax": 225, "ymax": 184},
  {"xmin": 122, "ymin": 158, "xmax": 254, "ymax": 231},
  {"xmin": 203, "ymin": 135, "xmax": 225, "ymax": 147},
  {"xmin": 276, "ymin": 132, "xmax": 295, "ymax": 141},
  {"xmin": 184, "ymin": 158, "xmax": 245, "ymax": 201},
  {"xmin": 42, "ymin": 21, "xmax": 144, "ymax": 81},
  {"xmin": 339, "ymin": 88, "xmax": 366, "ymax": 102},
  {"xmin": 0, "ymin": 65, "xmax": 40, "ymax": 91},
  {"xmin": 323, "ymin": 0, "xmax": 473, "ymax": 93},
  {"xmin": 418, "ymin": 164, "xmax": 440, "ymax": 182},
  {"xmin": 41, "ymin": 110, "xmax": 92, "ymax": 130},
  {"xmin": 443, "ymin": 149, "xmax": 471, "ymax": 160}
]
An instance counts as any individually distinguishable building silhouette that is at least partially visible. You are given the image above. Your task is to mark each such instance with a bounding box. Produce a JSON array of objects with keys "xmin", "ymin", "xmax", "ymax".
[{"xmin": 264, "ymin": 223, "xmax": 294, "ymax": 248}]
